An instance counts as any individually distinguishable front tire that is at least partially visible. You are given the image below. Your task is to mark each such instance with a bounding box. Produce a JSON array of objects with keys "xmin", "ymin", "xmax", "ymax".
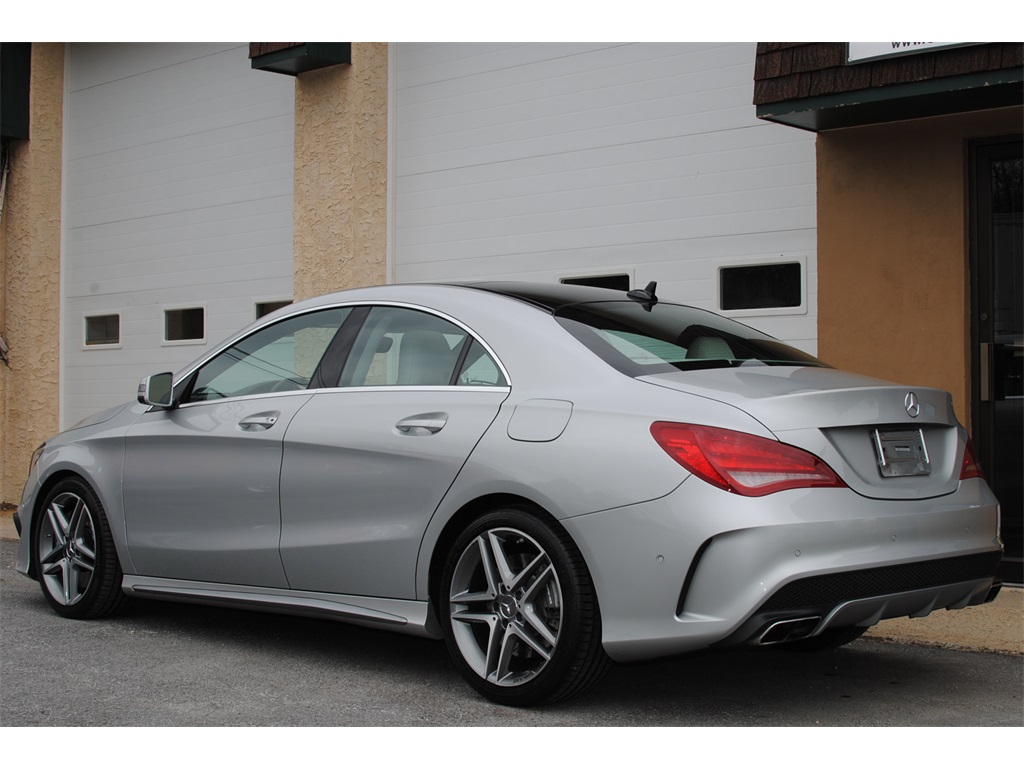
[
  {"xmin": 440, "ymin": 507, "xmax": 609, "ymax": 706},
  {"xmin": 34, "ymin": 478, "xmax": 128, "ymax": 619}
]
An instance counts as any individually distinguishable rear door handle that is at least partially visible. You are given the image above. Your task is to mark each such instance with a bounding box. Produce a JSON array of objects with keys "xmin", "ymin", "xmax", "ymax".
[
  {"xmin": 239, "ymin": 412, "xmax": 280, "ymax": 431},
  {"xmin": 396, "ymin": 412, "xmax": 448, "ymax": 435}
]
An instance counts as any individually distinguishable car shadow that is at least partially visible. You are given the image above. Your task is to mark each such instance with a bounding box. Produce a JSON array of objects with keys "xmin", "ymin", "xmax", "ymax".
[{"xmin": 105, "ymin": 598, "xmax": 1009, "ymax": 725}]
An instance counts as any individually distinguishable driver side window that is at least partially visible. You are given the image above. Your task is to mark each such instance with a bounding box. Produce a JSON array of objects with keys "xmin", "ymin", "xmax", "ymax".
[{"xmin": 187, "ymin": 308, "xmax": 350, "ymax": 402}]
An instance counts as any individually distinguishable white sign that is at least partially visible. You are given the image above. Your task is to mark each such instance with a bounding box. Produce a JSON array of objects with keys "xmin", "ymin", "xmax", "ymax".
[{"xmin": 847, "ymin": 42, "xmax": 972, "ymax": 63}]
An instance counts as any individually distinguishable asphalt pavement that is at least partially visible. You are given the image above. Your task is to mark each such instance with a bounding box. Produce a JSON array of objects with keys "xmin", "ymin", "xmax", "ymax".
[
  {"xmin": 2, "ymin": 536, "xmax": 1021, "ymax": 728},
  {"xmin": 2, "ymin": 507, "xmax": 1020, "ymax": 655}
]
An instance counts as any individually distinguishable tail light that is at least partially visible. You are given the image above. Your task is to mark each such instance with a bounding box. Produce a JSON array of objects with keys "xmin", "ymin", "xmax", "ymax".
[
  {"xmin": 959, "ymin": 438, "xmax": 985, "ymax": 480},
  {"xmin": 650, "ymin": 422, "xmax": 846, "ymax": 497}
]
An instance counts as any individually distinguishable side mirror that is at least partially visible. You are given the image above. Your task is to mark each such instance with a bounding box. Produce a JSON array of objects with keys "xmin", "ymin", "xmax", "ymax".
[{"xmin": 138, "ymin": 372, "xmax": 175, "ymax": 408}]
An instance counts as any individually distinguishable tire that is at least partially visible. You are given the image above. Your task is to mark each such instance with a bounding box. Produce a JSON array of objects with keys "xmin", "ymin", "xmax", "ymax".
[
  {"xmin": 440, "ymin": 507, "xmax": 610, "ymax": 706},
  {"xmin": 34, "ymin": 477, "xmax": 128, "ymax": 620},
  {"xmin": 781, "ymin": 625, "xmax": 868, "ymax": 653}
]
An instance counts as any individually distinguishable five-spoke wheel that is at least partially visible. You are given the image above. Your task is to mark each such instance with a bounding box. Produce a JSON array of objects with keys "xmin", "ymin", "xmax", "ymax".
[
  {"xmin": 34, "ymin": 478, "xmax": 127, "ymax": 619},
  {"xmin": 38, "ymin": 490, "xmax": 98, "ymax": 607},
  {"xmin": 441, "ymin": 507, "xmax": 608, "ymax": 706},
  {"xmin": 448, "ymin": 526, "xmax": 562, "ymax": 687}
]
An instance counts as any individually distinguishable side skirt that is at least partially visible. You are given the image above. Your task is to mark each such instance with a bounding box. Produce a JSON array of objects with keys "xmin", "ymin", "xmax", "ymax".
[{"xmin": 121, "ymin": 575, "xmax": 443, "ymax": 639}]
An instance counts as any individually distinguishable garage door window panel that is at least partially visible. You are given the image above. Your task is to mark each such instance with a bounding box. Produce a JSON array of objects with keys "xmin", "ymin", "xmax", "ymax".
[
  {"xmin": 164, "ymin": 307, "xmax": 205, "ymax": 344},
  {"xmin": 84, "ymin": 314, "xmax": 121, "ymax": 347}
]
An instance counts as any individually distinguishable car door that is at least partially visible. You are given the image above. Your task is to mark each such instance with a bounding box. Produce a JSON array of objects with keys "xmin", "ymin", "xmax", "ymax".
[
  {"xmin": 279, "ymin": 305, "xmax": 510, "ymax": 599},
  {"xmin": 122, "ymin": 307, "xmax": 351, "ymax": 587}
]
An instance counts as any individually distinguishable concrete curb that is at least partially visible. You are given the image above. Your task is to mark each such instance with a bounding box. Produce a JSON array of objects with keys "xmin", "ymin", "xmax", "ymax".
[
  {"xmin": 864, "ymin": 584, "xmax": 1022, "ymax": 655},
  {"xmin": 3, "ymin": 509, "xmax": 1019, "ymax": 655}
]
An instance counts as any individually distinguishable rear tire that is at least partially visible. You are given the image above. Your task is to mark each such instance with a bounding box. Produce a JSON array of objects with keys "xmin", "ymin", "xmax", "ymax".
[
  {"xmin": 34, "ymin": 478, "xmax": 128, "ymax": 620},
  {"xmin": 440, "ymin": 507, "xmax": 609, "ymax": 706}
]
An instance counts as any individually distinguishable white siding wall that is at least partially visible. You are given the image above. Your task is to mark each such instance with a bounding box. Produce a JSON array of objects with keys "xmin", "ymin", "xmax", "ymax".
[
  {"xmin": 392, "ymin": 43, "xmax": 817, "ymax": 349},
  {"xmin": 63, "ymin": 43, "xmax": 295, "ymax": 427}
]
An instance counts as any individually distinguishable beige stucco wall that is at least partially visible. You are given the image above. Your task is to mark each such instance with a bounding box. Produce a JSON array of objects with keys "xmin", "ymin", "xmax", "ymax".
[
  {"xmin": 0, "ymin": 43, "xmax": 64, "ymax": 507},
  {"xmin": 816, "ymin": 107, "xmax": 1024, "ymax": 431},
  {"xmin": 0, "ymin": 43, "xmax": 389, "ymax": 504},
  {"xmin": 292, "ymin": 43, "xmax": 389, "ymax": 301}
]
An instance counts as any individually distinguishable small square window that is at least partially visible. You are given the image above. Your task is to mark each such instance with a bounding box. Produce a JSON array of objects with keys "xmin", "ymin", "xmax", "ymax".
[
  {"xmin": 165, "ymin": 307, "xmax": 205, "ymax": 342},
  {"xmin": 720, "ymin": 262, "xmax": 802, "ymax": 311},
  {"xmin": 256, "ymin": 300, "xmax": 292, "ymax": 319},
  {"xmin": 85, "ymin": 314, "xmax": 120, "ymax": 346}
]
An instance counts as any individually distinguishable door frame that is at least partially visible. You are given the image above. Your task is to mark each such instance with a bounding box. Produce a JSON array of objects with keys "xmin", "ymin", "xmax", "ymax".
[{"xmin": 968, "ymin": 134, "xmax": 1023, "ymax": 584}]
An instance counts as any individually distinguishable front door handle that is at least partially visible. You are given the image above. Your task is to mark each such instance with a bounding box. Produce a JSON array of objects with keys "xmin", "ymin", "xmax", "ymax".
[
  {"xmin": 239, "ymin": 412, "xmax": 280, "ymax": 431},
  {"xmin": 396, "ymin": 412, "xmax": 448, "ymax": 435}
]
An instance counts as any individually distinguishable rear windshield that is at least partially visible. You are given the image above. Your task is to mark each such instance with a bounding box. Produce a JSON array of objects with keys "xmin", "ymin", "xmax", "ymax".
[{"xmin": 555, "ymin": 301, "xmax": 828, "ymax": 376}]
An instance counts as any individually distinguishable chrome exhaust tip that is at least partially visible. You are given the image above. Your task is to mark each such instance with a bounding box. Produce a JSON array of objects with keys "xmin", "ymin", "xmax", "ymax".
[{"xmin": 755, "ymin": 617, "xmax": 822, "ymax": 646}]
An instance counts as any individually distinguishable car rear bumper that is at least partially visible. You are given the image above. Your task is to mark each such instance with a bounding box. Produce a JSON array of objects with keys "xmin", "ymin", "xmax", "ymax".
[
  {"xmin": 715, "ymin": 554, "xmax": 1001, "ymax": 648},
  {"xmin": 562, "ymin": 477, "xmax": 1002, "ymax": 662}
]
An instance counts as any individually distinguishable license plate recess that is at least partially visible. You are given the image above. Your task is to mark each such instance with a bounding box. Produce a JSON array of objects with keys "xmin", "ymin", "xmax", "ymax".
[{"xmin": 872, "ymin": 428, "xmax": 931, "ymax": 477}]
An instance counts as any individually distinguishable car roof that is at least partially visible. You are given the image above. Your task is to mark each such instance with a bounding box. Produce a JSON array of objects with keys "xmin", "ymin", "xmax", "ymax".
[{"xmin": 455, "ymin": 281, "xmax": 633, "ymax": 312}]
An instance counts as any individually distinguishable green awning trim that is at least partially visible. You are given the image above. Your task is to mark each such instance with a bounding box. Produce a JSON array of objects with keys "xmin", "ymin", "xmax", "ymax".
[
  {"xmin": 251, "ymin": 43, "xmax": 352, "ymax": 76},
  {"xmin": 757, "ymin": 69, "xmax": 1024, "ymax": 132}
]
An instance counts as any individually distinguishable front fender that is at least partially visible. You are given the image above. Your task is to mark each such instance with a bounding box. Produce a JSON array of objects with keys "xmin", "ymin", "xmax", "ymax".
[{"xmin": 16, "ymin": 408, "xmax": 143, "ymax": 579}]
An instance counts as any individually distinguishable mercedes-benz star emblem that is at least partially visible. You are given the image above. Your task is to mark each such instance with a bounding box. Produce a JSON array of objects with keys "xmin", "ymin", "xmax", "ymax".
[{"xmin": 905, "ymin": 392, "xmax": 921, "ymax": 418}]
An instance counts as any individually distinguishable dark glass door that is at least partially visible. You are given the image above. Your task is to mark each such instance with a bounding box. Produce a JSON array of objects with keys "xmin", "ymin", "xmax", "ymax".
[{"xmin": 971, "ymin": 137, "xmax": 1023, "ymax": 585}]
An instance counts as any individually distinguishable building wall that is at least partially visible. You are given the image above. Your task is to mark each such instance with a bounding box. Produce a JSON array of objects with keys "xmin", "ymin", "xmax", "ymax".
[
  {"xmin": 61, "ymin": 43, "xmax": 296, "ymax": 428},
  {"xmin": 0, "ymin": 43, "xmax": 64, "ymax": 506},
  {"xmin": 293, "ymin": 42, "xmax": 388, "ymax": 300},
  {"xmin": 391, "ymin": 43, "xmax": 820, "ymax": 350},
  {"xmin": 817, "ymin": 106, "xmax": 1024, "ymax": 428},
  {"xmin": 10, "ymin": 41, "xmax": 1013, "ymax": 504}
]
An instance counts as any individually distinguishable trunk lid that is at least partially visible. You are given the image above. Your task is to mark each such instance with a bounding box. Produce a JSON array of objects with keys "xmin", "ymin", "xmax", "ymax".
[{"xmin": 639, "ymin": 366, "xmax": 965, "ymax": 500}]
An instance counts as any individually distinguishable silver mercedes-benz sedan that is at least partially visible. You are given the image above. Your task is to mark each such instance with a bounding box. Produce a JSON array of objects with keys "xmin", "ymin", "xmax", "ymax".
[{"xmin": 15, "ymin": 281, "xmax": 1003, "ymax": 706}]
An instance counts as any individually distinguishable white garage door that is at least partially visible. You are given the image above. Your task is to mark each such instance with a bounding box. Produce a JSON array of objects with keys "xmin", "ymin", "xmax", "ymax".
[
  {"xmin": 63, "ymin": 43, "xmax": 294, "ymax": 427},
  {"xmin": 391, "ymin": 43, "xmax": 817, "ymax": 350}
]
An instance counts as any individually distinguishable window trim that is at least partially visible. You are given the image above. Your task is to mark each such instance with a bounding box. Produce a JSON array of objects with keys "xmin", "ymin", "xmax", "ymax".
[
  {"xmin": 169, "ymin": 301, "xmax": 511, "ymax": 408},
  {"xmin": 162, "ymin": 305, "xmax": 207, "ymax": 346},
  {"xmin": 82, "ymin": 312, "xmax": 122, "ymax": 350},
  {"xmin": 715, "ymin": 254, "xmax": 808, "ymax": 318}
]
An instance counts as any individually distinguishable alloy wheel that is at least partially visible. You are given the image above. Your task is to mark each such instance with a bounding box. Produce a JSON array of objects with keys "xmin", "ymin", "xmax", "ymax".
[
  {"xmin": 448, "ymin": 527, "xmax": 563, "ymax": 687},
  {"xmin": 37, "ymin": 491, "xmax": 98, "ymax": 607}
]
